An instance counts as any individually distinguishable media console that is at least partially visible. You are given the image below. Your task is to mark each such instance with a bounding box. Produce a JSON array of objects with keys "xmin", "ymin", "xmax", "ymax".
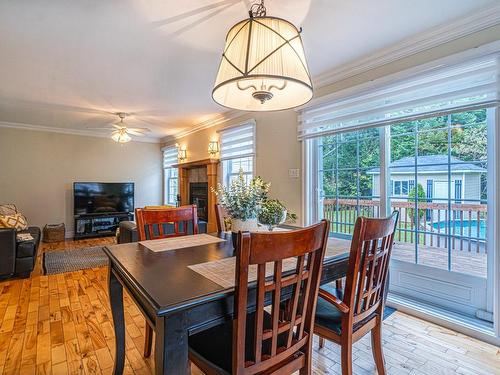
[{"xmin": 74, "ymin": 212, "xmax": 133, "ymax": 240}]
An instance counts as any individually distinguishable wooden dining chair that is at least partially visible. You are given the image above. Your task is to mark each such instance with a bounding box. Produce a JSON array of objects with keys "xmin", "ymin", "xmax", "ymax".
[
  {"xmin": 188, "ymin": 220, "xmax": 330, "ymax": 374},
  {"xmin": 215, "ymin": 203, "xmax": 229, "ymax": 232},
  {"xmin": 135, "ymin": 205, "xmax": 199, "ymax": 357},
  {"xmin": 314, "ymin": 212, "xmax": 399, "ymax": 375}
]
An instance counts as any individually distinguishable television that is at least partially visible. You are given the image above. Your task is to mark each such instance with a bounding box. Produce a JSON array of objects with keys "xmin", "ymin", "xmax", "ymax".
[{"xmin": 74, "ymin": 182, "xmax": 134, "ymax": 215}]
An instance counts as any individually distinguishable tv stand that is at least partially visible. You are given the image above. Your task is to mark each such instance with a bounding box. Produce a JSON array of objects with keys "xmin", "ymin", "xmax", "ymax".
[{"xmin": 74, "ymin": 212, "xmax": 133, "ymax": 240}]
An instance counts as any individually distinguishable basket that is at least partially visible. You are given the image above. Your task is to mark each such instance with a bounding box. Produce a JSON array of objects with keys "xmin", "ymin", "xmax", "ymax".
[{"xmin": 43, "ymin": 223, "xmax": 65, "ymax": 243}]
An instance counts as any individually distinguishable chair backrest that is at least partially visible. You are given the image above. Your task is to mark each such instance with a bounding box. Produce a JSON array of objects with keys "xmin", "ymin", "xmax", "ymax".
[
  {"xmin": 135, "ymin": 205, "xmax": 198, "ymax": 241},
  {"xmin": 343, "ymin": 212, "xmax": 399, "ymax": 324},
  {"xmin": 215, "ymin": 203, "xmax": 229, "ymax": 232},
  {"xmin": 233, "ymin": 220, "xmax": 330, "ymax": 374}
]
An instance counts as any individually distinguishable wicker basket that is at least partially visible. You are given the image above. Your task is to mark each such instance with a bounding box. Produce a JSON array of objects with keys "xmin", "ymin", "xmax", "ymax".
[{"xmin": 43, "ymin": 223, "xmax": 65, "ymax": 243}]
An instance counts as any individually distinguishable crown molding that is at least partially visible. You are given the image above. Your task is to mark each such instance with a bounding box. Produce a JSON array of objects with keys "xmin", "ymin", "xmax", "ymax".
[
  {"xmin": 313, "ymin": 3, "xmax": 500, "ymax": 87},
  {"xmin": 160, "ymin": 109, "xmax": 244, "ymax": 143},
  {"xmin": 0, "ymin": 121, "xmax": 161, "ymax": 143}
]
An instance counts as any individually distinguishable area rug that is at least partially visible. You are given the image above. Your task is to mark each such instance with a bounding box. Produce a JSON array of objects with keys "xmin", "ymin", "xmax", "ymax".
[{"xmin": 42, "ymin": 246, "xmax": 108, "ymax": 275}]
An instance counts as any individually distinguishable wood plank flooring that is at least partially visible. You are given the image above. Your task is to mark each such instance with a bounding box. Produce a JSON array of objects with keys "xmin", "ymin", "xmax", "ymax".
[{"xmin": 0, "ymin": 237, "xmax": 499, "ymax": 374}]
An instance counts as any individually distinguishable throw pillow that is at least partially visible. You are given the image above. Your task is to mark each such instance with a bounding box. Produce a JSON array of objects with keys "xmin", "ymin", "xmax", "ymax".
[
  {"xmin": 0, "ymin": 213, "xmax": 28, "ymax": 231},
  {"xmin": 0, "ymin": 204, "xmax": 18, "ymax": 216}
]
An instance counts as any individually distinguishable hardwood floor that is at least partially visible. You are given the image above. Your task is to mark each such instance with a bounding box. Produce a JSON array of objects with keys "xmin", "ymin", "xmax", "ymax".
[{"xmin": 0, "ymin": 237, "xmax": 499, "ymax": 374}]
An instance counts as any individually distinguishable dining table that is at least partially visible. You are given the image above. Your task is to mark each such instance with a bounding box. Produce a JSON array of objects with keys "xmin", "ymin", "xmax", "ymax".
[{"xmin": 103, "ymin": 231, "xmax": 351, "ymax": 375}]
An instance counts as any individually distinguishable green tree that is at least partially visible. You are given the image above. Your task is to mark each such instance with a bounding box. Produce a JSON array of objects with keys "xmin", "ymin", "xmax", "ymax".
[{"xmin": 407, "ymin": 184, "xmax": 426, "ymax": 229}]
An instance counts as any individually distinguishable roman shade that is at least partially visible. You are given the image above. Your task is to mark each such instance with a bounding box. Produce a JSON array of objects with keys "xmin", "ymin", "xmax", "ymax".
[
  {"xmin": 163, "ymin": 146, "xmax": 178, "ymax": 168},
  {"xmin": 298, "ymin": 53, "xmax": 500, "ymax": 140},
  {"xmin": 219, "ymin": 121, "xmax": 256, "ymax": 161}
]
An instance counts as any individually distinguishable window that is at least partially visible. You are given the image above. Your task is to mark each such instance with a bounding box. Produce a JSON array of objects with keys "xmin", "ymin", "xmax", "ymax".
[
  {"xmin": 302, "ymin": 49, "xmax": 499, "ymax": 327},
  {"xmin": 391, "ymin": 180, "xmax": 413, "ymax": 197},
  {"xmin": 219, "ymin": 121, "xmax": 256, "ymax": 186},
  {"xmin": 163, "ymin": 146, "xmax": 178, "ymax": 205}
]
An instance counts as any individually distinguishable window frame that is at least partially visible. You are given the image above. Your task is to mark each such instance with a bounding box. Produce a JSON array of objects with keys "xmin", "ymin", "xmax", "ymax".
[{"xmin": 162, "ymin": 146, "xmax": 179, "ymax": 206}]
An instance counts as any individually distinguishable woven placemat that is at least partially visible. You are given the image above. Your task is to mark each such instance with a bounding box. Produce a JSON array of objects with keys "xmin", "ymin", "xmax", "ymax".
[
  {"xmin": 140, "ymin": 233, "xmax": 226, "ymax": 252},
  {"xmin": 188, "ymin": 238, "xmax": 350, "ymax": 288}
]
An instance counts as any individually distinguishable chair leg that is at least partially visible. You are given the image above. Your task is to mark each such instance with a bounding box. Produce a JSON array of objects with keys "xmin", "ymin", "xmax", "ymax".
[
  {"xmin": 340, "ymin": 337, "xmax": 353, "ymax": 375},
  {"xmin": 371, "ymin": 320, "xmax": 386, "ymax": 375},
  {"xmin": 318, "ymin": 337, "xmax": 325, "ymax": 349},
  {"xmin": 144, "ymin": 324, "xmax": 153, "ymax": 358}
]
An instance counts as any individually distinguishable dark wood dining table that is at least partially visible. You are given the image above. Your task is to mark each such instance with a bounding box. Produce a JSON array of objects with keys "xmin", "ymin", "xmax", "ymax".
[{"xmin": 103, "ymin": 232, "xmax": 351, "ymax": 375}]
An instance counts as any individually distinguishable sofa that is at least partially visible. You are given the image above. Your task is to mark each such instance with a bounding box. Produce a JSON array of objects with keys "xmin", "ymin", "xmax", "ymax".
[
  {"xmin": 0, "ymin": 226, "xmax": 41, "ymax": 279},
  {"xmin": 118, "ymin": 219, "xmax": 207, "ymax": 244}
]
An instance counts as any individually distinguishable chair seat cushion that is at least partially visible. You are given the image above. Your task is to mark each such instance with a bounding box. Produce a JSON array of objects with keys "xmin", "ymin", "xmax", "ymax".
[
  {"xmin": 314, "ymin": 283, "xmax": 345, "ymax": 335},
  {"xmin": 189, "ymin": 311, "xmax": 287, "ymax": 373}
]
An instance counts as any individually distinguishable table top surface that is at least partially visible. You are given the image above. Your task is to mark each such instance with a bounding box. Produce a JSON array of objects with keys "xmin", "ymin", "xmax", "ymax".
[{"xmin": 103, "ymin": 232, "xmax": 351, "ymax": 315}]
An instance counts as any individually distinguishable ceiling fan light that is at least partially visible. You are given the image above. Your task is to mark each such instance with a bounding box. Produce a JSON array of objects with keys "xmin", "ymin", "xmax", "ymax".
[
  {"xmin": 111, "ymin": 130, "xmax": 131, "ymax": 143},
  {"xmin": 213, "ymin": 13, "xmax": 313, "ymax": 111}
]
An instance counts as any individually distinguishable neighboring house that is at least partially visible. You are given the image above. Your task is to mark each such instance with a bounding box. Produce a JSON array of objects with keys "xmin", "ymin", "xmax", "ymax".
[{"xmin": 367, "ymin": 155, "xmax": 486, "ymax": 221}]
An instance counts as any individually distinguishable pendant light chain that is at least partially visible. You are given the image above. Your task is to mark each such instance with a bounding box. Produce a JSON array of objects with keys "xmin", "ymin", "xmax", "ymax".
[{"xmin": 249, "ymin": 0, "xmax": 267, "ymax": 18}]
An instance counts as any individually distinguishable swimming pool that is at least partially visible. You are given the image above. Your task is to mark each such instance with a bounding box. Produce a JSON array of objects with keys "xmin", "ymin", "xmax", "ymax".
[{"xmin": 432, "ymin": 220, "xmax": 486, "ymax": 239}]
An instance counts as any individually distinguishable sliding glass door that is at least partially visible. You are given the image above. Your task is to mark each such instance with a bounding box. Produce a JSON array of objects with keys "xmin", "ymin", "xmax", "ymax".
[{"xmin": 305, "ymin": 109, "xmax": 494, "ymax": 323}]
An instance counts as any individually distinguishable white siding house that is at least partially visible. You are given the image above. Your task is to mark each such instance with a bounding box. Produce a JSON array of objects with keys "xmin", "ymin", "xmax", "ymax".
[{"xmin": 368, "ymin": 155, "xmax": 486, "ymax": 221}]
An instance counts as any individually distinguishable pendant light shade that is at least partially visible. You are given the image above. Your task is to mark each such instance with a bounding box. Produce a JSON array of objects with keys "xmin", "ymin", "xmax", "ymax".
[{"xmin": 213, "ymin": 5, "xmax": 313, "ymax": 111}]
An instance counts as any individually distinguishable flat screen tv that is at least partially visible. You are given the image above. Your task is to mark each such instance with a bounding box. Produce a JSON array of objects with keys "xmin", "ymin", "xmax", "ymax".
[{"xmin": 74, "ymin": 182, "xmax": 134, "ymax": 215}]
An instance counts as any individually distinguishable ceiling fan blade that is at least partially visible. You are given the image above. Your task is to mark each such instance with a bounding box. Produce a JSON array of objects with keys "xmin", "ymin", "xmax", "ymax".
[
  {"xmin": 127, "ymin": 127, "xmax": 151, "ymax": 132},
  {"xmin": 85, "ymin": 127, "xmax": 112, "ymax": 131},
  {"xmin": 111, "ymin": 124, "xmax": 123, "ymax": 130},
  {"xmin": 127, "ymin": 129, "xmax": 150, "ymax": 136}
]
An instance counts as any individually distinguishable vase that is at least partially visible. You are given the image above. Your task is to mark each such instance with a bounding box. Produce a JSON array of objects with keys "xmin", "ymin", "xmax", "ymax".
[{"xmin": 231, "ymin": 218, "xmax": 259, "ymax": 249}]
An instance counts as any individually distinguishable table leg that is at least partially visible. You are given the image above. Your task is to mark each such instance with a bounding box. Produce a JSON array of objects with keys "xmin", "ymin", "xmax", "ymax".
[
  {"xmin": 108, "ymin": 267, "xmax": 125, "ymax": 375},
  {"xmin": 155, "ymin": 312, "xmax": 191, "ymax": 374}
]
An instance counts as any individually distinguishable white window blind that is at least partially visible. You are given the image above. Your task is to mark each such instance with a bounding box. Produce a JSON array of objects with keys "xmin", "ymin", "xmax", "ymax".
[
  {"xmin": 163, "ymin": 146, "xmax": 178, "ymax": 168},
  {"xmin": 298, "ymin": 54, "xmax": 500, "ymax": 140},
  {"xmin": 219, "ymin": 122, "xmax": 256, "ymax": 161}
]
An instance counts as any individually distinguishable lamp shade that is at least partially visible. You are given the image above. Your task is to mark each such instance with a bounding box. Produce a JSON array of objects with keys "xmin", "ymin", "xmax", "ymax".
[
  {"xmin": 213, "ymin": 16, "xmax": 313, "ymax": 111},
  {"xmin": 111, "ymin": 130, "xmax": 131, "ymax": 143}
]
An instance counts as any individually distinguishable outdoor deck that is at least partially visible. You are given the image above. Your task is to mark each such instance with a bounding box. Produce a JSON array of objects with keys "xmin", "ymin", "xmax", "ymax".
[{"xmin": 330, "ymin": 238, "xmax": 487, "ymax": 279}]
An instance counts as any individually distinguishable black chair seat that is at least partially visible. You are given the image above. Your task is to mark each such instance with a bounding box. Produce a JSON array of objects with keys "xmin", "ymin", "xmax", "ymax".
[
  {"xmin": 189, "ymin": 311, "xmax": 288, "ymax": 373},
  {"xmin": 314, "ymin": 283, "xmax": 344, "ymax": 335}
]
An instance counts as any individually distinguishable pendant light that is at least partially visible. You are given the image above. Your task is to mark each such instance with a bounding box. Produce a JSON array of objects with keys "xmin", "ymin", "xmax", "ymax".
[{"xmin": 212, "ymin": 0, "xmax": 313, "ymax": 111}]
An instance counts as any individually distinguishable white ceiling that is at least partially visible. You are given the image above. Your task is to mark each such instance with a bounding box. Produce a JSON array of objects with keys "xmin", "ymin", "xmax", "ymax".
[{"xmin": 0, "ymin": 0, "xmax": 496, "ymax": 141}]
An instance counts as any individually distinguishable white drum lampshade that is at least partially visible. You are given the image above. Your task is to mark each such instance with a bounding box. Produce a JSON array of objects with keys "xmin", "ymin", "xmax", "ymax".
[{"xmin": 213, "ymin": 5, "xmax": 313, "ymax": 111}]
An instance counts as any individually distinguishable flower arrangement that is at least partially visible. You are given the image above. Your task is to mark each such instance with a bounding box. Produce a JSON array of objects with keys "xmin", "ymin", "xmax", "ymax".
[
  {"xmin": 258, "ymin": 199, "xmax": 297, "ymax": 231},
  {"xmin": 212, "ymin": 170, "xmax": 270, "ymax": 221}
]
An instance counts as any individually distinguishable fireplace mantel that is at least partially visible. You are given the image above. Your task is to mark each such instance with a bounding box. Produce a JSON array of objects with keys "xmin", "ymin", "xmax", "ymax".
[{"xmin": 175, "ymin": 158, "xmax": 219, "ymax": 232}]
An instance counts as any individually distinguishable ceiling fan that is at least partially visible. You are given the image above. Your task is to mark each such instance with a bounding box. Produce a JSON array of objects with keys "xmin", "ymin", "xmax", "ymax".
[{"xmin": 86, "ymin": 112, "xmax": 151, "ymax": 143}]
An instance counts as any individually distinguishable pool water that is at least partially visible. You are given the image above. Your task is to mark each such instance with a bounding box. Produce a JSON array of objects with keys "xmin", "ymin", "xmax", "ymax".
[{"xmin": 432, "ymin": 220, "xmax": 486, "ymax": 239}]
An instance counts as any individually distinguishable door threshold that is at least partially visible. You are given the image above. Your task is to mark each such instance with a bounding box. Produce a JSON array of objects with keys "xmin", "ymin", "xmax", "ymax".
[{"xmin": 387, "ymin": 293, "xmax": 499, "ymax": 346}]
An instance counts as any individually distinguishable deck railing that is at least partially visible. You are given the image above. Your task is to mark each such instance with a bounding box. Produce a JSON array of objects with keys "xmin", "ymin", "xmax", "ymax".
[{"xmin": 323, "ymin": 198, "xmax": 487, "ymax": 253}]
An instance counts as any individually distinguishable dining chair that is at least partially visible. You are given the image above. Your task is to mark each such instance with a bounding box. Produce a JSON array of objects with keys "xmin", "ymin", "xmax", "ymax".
[
  {"xmin": 215, "ymin": 203, "xmax": 229, "ymax": 232},
  {"xmin": 135, "ymin": 204, "xmax": 199, "ymax": 357},
  {"xmin": 314, "ymin": 212, "xmax": 399, "ymax": 375},
  {"xmin": 188, "ymin": 220, "xmax": 330, "ymax": 375}
]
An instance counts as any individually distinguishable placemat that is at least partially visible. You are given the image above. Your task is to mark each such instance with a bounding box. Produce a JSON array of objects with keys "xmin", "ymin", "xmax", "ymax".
[
  {"xmin": 140, "ymin": 234, "xmax": 226, "ymax": 252},
  {"xmin": 188, "ymin": 237, "xmax": 350, "ymax": 288}
]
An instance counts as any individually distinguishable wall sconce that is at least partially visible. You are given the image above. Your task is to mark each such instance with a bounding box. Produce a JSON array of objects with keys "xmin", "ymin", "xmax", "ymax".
[
  {"xmin": 178, "ymin": 147, "xmax": 187, "ymax": 161},
  {"xmin": 208, "ymin": 141, "xmax": 219, "ymax": 157}
]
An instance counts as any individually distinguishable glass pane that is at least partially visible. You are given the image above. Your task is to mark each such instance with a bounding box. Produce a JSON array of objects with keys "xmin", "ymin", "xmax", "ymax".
[
  {"xmin": 317, "ymin": 128, "xmax": 381, "ymax": 238},
  {"xmin": 389, "ymin": 110, "xmax": 488, "ymax": 278}
]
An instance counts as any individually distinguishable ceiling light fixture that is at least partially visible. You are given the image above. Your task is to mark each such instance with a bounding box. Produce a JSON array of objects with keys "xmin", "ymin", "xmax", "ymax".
[
  {"xmin": 213, "ymin": 0, "xmax": 313, "ymax": 111},
  {"xmin": 111, "ymin": 128, "xmax": 132, "ymax": 143}
]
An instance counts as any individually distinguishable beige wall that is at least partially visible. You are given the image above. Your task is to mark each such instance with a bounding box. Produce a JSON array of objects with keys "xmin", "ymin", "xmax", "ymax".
[
  {"xmin": 169, "ymin": 110, "xmax": 303, "ymax": 223},
  {"xmin": 0, "ymin": 127, "xmax": 162, "ymax": 235},
  {"xmin": 164, "ymin": 25, "xmax": 500, "ymax": 223}
]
